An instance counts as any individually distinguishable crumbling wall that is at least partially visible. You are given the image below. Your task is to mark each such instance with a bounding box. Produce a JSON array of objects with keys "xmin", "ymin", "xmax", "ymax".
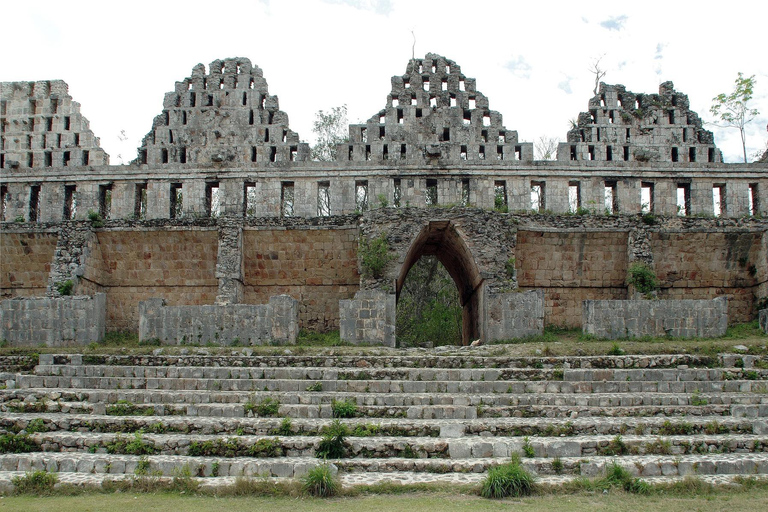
[
  {"xmin": 583, "ymin": 297, "xmax": 728, "ymax": 339},
  {"xmin": 339, "ymin": 289, "xmax": 396, "ymax": 347},
  {"xmin": 339, "ymin": 53, "xmax": 533, "ymax": 164},
  {"xmin": 139, "ymin": 295, "xmax": 298, "ymax": 345},
  {"xmin": 0, "ymin": 293, "xmax": 106, "ymax": 346},
  {"xmin": 557, "ymin": 81, "xmax": 721, "ymax": 164},
  {"xmin": 0, "ymin": 80, "xmax": 108, "ymax": 171},
  {"xmin": 136, "ymin": 58, "xmax": 309, "ymax": 166}
]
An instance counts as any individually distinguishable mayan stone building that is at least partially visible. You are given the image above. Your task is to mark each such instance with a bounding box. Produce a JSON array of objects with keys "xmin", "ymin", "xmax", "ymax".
[{"xmin": 1, "ymin": 54, "xmax": 767, "ymax": 346}]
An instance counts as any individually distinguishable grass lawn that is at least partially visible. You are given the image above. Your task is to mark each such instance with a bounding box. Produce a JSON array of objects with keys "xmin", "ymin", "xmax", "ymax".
[{"xmin": 2, "ymin": 489, "xmax": 768, "ymax": 512}]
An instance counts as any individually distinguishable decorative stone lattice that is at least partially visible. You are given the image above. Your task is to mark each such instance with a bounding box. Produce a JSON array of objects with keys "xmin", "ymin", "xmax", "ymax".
[
  {"xmin": 339, "ymin": 53, "xmax": 533, "ymax": 163},
  {"xmin": 558, "ymin": 81, "xmax": 721, "ymax": 164},
  {"xmin": 137, "ymin": 58, "xmax": 309, "ymax": 167},
  {"xmin": 0, "ymin": 80, "xmax": 108, "ymax": 171}
]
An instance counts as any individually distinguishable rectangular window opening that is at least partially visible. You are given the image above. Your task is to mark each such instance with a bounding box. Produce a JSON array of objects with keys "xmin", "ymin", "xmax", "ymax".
[
  {"xmin": 63, "ymin": 185, "xmax": 77, "ymax": 220},
  {"xmin": 677, "ymin": 183, "xmax": 691, "ymax": 216},
  {"xmin": 393, "ymin": 178, "xmax": 401, "ymax": 208},
  {"xmin": 496, "ymin": 145, "xmax": 503, "ymax": 160},
  {"xmin": 588, "ymin": 145, "xmax": 595, "ymax": 160},
  {"xmin": 251, "ymin": 146, "xmax": 257, "ymax": 162},
  {"xmin": 206, "ymin": 182, "xmax": 220, "ymax": 217},
  {"xmin": 708, "ymin": 147, "xmax": 715, "ymax": 163},
  {"xmin": 689, "ymin": 147, "xmax": 696, "ymax": 162},
  {"xmin": 623, "ymin": 146, "xmax": 630, "ymax": 161},
  {"xmin": 317, "ymin": 181, "xmax": 331, "ymax": 217},
  {"xmin": 382, "ymin": 144, "xmax": 388, "ymax": 160},
  {"xmin": 29, "ymin": 185, "xmax": 41, "ymax": 222},
  {"xmin": 99, "ymin": 184, "xmax": 112, "ymax": 219},
  {"xmin": 290, "ymin": 146, "xmax": 298, "ymax": 162},
  {"xmin": 180, "ymin": 147, "xmax": 187, "ymax": 164},
  {"xmin": 641, "ymin": 182, "xmax": 654, "ymax": 213},
  {"xmin": 355, "ymin": 180, "xmax": 368, "ymax": 212},
  {"xmin": 64, "ymin": 117, "xmax": 70, "ymax": 131},
  {"xmin": 281, "ymin": 182, "xmax": 294, "ymax": 217},
  {"xmin": 244, "ymin": 183, "xmax": 257, "ymax": 217},
  {"xmin": 479, "ymin": 145, "xmax": 485, "ymax": 160},
  {"xmin": 671, "ymin": 147, "xmax": 679, "ymax": 162},
  {"xmin": 63, "ymin": 151, "xmax": 70, "ymax": 166},
  {"xmin": 461, "ymin": 178, "xmax": 470, "ymax": 207},
  {"xmin": 530, "ymin": 181, "xmax": 544, "ymax": 213},
  {"xmin": 568, "ymin": 181, "xmax": 581, "ymax": 213},
  {"xmin": 604, "ymin": 180, "xmax": 618, "ymax": 214},
  {"xmin": 269, "ymin": 146, "xmax": 277, "ymax": 162},
  {"xmin": 713, "ymin": 184, "xmax": 726, "ymax": 217},
  {"xmin": 400, "ymin": 144, "xmax": 406, "ymax": 159},
  {"xmin": 442, "ymin": 127, "xmax": 450, "ymax": 141},
  {"xmin": 460, "ymin": 145, "xmax": 467, "ymax": 160},
  {"xmin": 170, "ymin": 183, "xmax": 183, "ymax": 219},
  {"xmin": 494, "ymin": 181, "xmax": 508, "ymax": 211},
  {"xmin": 748, "ymin": 184, "xmax": 759, "ymax": 216},
  {"xmin": 161, "ymin": 148, "xmax": 169, "ymax": 164},
  {"xmin": 44, "ymin": 151, "xmax": 52, "ymax": 167},
  {"xmin": 606, "ymin": 146, "xmax": 613, "ymax": 161},
  {"xmin": 0, "ymin": 185, "xmax": 8, "ymax": 222},
  {"xmin": 135, "ymin": 183, "xmax": 147, "ymax": 220},
  {"xmin": 425, "ymin": 178, "xmax": 438, "ymax": 206}
]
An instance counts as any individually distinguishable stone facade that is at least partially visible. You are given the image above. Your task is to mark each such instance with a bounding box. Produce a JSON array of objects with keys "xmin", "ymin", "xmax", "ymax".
[
  {"xmin": 583, "ymin": 297, "xmax": 728, "ymax": 339},
  {"xmin": 0, "ymin": 293, "xmax": 105, "ymax": 345},
  {"xmin": 138, "ymin": 295, "xmax": 298, "ymax": 345},
  {"xmin": 1, "ymin": 54, "xmax": 768, "ymax": 346}
]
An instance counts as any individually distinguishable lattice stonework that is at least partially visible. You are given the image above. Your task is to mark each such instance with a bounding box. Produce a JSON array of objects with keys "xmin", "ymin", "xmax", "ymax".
[
  {"xmin": 137, "ymin": 58, "xmax": 309, "ymax": 166},
  {"xmin": 0, "ymin": 80, "xmax": 109, "ymax": 171},
  {"xmin": 557, "ymin": 81, "xmax": 722, "ymax": 164},
  {"xmin": 339, "ymin": 53, "xmax": 533, "ymax": 163}
]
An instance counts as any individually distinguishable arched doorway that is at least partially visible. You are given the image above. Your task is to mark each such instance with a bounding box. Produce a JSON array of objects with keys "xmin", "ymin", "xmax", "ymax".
[{"xmin": 395, "ymin": 220, "xmax": 483, "ymax": 345}]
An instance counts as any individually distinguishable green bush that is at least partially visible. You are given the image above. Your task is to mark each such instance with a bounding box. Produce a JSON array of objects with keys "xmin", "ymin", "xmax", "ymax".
[
  {"xmin": 316, "ymin": 419, "xmax": 348, "ymax": 459},
  {"xmin": 627, "ymin": 262, "xmax": 659, "ymax": 294},
  {"xmin": 12, "ymin": 470, "xmax": 57, "ymax": 495},
  {"xmin": 480, "ymin": 461, "xmax": 535, "ymax": 499},
  {"xmin": 359, "ymin": 233, "xmax": 394, "ymax": 279},
  {"xmin": 55, "ymin": 279, "xmax": 74, "ymax": 296},
  {"xmin": 0, "ymin": 433, "xmax": 38, "ymax": 453},
  {"xmin": 106, "ymin": 433, "xmax": 158, "ymax": 455},
  {"xmin": 331, "ymin": 398, "xmax": 358, "ymax": 418},
  {"xmin": 302, "ymin": 464, "xmax": 341, "ymax": 497},
  {"xmin": 245, "ymin": 397, "xmax": 280, "ymax": 417}
]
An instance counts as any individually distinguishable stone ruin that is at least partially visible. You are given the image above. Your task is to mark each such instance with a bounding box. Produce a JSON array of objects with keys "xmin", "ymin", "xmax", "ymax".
[{"xmin": 1, "ymin": 54, "xmax": 767, "ymax": 345}]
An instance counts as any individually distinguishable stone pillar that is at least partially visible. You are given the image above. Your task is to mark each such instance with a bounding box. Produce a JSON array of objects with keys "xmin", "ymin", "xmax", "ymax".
[
  {"xmin": 483, "ymin": 289, "xmax": 544, "ymax": 342},
  {"xmin": 270, "ymin": 295, "xmax": 299, "ymax": 343},
  {"xmin": 339, "ymin": 289, "xmax": 396, "ymax": 347},
  {"xmin": 215, "ymin": 219, "xmax": 243, "ymax": 304}
]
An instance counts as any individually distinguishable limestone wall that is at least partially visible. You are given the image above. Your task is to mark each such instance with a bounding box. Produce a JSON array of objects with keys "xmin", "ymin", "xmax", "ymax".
[
  {"xmin": 138, "ymin": 295, "xmax": 298, "ymax": 345},
  {"xmin": 484, "ymin": 289, "xmax": 544, "ymax": 342},
  {"xmin": 82, "ymin": 229, "xmax": 219, "ymax": 330},
  {"xmin": 339, "ymin": 289, "xmax": 396, "ymax": 347},
  {"xmin": 242, "ymin": 227, "xmax": 359, "ymax": 330},
  {"xmin": 516, "ymin": 230, "xmax": 629, "ymax": 327},
  {"xmin": 0, "ymin": 293, "xmax": 105, "ymax": 346},
  {"xmin": 0, "ymin": 230, "xmax": 57, "ymax": 298},
  {"xmin": 582, "ymin": 297, "xmax": 728, "ymax": 339}
]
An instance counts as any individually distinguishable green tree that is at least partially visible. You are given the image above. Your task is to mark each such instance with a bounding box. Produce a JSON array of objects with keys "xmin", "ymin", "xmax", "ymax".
[
  {"xmin": 310, "ymin": 105, "xmax": 349, "ymax": 161},
  {"xmin": 710, "ymin": 73, "xmax": 760, "ymax": 163}
]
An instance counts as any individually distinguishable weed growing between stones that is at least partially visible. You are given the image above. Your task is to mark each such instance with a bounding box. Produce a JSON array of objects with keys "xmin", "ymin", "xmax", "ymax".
[
  {"xmin": 11, "ymin": 470, "xmax": 58, "ymax": 495},
  {"xmin": 602, "ymin": 462, "xmax": 651, "ymax": 494},
  {"xmin": 302, "ymin": 464, "xmax": 341, "ymax": 497},
  {"xmin": 105, "ymin": 432, "xmax": 158, "ymax": 455},
  {"xmin": 316, "ymin": 419, "xmax": 348, "ymax": 459},
  {"xmin": 106, "ymin": 399, "xmax": 154, "ymax": 416},
  {"xmin": 480, "ymin": 461, "xmax": 535, "ymax": 499},
  {"xmin": 522, "ymin": 437, "xmax": 535, "ymax": 458},
  {"xmin": 0, "ymin": 432, "xmax": 38, "ymax": 453},
  {"xmin": 331, "ymin": 398, "xmax": 358, "ymax": 418},
  {"xmin": 245, "ymin": 397, "xmax": 280, "ymax": 417}
]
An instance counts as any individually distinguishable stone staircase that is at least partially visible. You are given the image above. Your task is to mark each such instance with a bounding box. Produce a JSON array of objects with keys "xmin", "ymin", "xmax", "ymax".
[{"xmin": 1, "ymin": 350, "xmax": 768, "ymax": 492}]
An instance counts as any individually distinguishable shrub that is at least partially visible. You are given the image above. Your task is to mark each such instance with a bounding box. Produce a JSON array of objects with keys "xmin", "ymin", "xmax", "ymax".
[
  {"xmin": 603, "ymin": 462, "xmax": 650, "ymax": 494},
  {"xmin": 12, "ymin": 470, "xmax": 57, "ymax": 495},
  {"xmin": 106, "ymin": 433, "xmax": 157, "ymax": 455},
  {"xmin": 302, "ymin": 464, "xmax": 341, "ymax": 497},
  {"xmin": 480, "ymin": 461, "xmax": 535, "ymax": 499},
  {"xmin": 55, "ymin": 279, "xmax": 74, "ymax": 296},
  {"xmin": 359, "ymin": 233, "xmax": 394, "ymax": 279},
  {"xmin": 0, "ymin": 433, "xmax": 37, "ymax": 453},
  {"xmin": 272, "ymin": 417, "xmax": 294, "ymax": 436},
  {"xmin": 627, "ymin": 262, "xmax": 659, "ymax": 294},
  {"xmin": 331, "ymin": 398, "xmax": 358, "ymax": 418},
  {"xmin": 522, "ymin": 437, "xmax": 535, "ymax": 458},
  {"xmin": 316, "ymin": 419, "xmax": 348, "ymax": 459},
  {"xmin": 245, "ymin": 397, "xmax": 280, "ymax": 417},
  {"xmin": 106, "ymin": 399, "xmax": 154, "ymax": 416}
]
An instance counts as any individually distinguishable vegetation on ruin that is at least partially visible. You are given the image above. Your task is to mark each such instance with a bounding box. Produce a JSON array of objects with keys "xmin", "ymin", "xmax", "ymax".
[
  {"xmin": 55, "ymin": 280, "xmax": 74, "ymax": 296},
  {"xmin": 626, "ymin": 262, "xmax": 659, "ymax": 294},
  {"xmin": 310, "ymin": 105, "xmax": 349, "ymax": 161},
  {"xmin": 359, "ymin": 232, "xmax": 395, "ymax": 280},
  {"xmin": 396, "ymin": 256, "xmax": 463, "ymax": 347}
]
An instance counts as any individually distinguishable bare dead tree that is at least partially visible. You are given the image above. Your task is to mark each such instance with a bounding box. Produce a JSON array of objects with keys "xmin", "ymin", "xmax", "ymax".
[
  {"xmin": 534, "ymin": 136, "xmax": 559, "ymax": 160},
  {"xmin": 589, "ymin": 56, "xmax": 607, "ymax": 96}
]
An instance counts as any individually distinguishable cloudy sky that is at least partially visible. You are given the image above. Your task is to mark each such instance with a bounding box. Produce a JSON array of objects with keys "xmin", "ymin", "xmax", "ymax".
[{"xmin": 3, "ymin": 0, "xmax": 766, "ymax": 163}]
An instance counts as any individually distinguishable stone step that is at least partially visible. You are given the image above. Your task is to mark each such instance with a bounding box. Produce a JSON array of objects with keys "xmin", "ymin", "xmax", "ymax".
[
  {"xmin": 14, "ymin": 373, "xmax": 768, "ymax": 394},
  {"xmin": 33, "ymin": 363, "xmax": 768, "ymax": 383},
  {"xmin": 9, "ymin": 430, "xmax": 768, "ymax": 459},
  {"xmin": 3, "ymin": 452, "xmax": 768, "ymax": 479},
  {"xmin": 0, "ymin": 469, "xmax": 765, "ymax": 494},
  {"xmin": 5, "ymin": 412, "xmax": 762, "ymax": 438},
  {"xmin": 40, "ymin": 353, "xmax": 730, "ymax": 370}
]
